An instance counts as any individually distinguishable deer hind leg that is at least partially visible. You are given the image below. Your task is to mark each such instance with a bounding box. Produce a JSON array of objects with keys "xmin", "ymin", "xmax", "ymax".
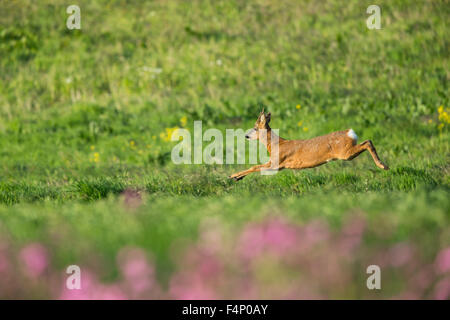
[{"xmin": 344, "ymin": 140, "xmax": 389, "ymax": 170}]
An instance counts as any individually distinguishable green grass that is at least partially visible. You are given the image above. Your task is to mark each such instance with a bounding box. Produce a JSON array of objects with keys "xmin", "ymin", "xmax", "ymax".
[
  {"xmin": 0, "ymin": 165, "xmax": 445, "ymax": 204},
  {"xmin": 1, "ymin": 190, "xmax": 448, "ymax": 286},
  {"xmin": 0, "ymin": 0, "xmax": 448, "ymax": 298}
]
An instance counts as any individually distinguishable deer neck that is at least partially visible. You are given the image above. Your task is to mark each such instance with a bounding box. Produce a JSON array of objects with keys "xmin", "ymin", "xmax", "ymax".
[{"xmin": 259, "ymin": 127, "xmax": 280, "ymax": 155}]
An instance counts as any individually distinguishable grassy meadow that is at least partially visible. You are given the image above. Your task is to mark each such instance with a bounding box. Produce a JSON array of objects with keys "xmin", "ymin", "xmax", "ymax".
[{"xmin": 0, "ymin": 0, "xmax": 449, "ymax": 299}]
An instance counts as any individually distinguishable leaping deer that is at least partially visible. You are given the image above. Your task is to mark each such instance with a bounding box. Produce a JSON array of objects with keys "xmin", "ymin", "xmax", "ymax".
[{"xmin": 229, "ymin": 110, "xmax": 389, "ymax": 181}]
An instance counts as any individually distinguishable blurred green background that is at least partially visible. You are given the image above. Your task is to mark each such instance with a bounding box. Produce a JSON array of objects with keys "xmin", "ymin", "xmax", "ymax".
[{"xmin": 0, "ymin": 0, "xmax": 448, "ymax": 299}]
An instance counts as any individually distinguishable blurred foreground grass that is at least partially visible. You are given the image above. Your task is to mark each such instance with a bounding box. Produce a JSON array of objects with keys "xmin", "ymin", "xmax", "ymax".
[{"xmin": 0, "ymin": 0, "xmax": 448, "ymax": 298}]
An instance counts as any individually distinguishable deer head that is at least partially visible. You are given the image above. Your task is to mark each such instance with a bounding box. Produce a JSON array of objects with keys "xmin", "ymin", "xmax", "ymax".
[{"xmin": 245, "ymin": 109, "xmax": 271, "ymax": 140}]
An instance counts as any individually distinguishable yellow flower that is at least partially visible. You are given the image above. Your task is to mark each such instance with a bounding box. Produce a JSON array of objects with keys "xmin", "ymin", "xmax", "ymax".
[
  {"xmin": 180, "ymin": 116, "xmax": 187, "ymax": 127},
  {"xmin": 437, "ymin": 106, "xmax": 449, "ymax": 124},
  {"xmin": 168, "ymin": 127, "xmax": 179, "ymax": 140},
  {"xmin": 130, "ymin": 140, "xmax": 135, "ymax": 148},
  {"xmin": 160, "ymin": 127, "xmax": 180, "ymax": 142},
  {"xmin": 90, "ymin": 145, "xmax": 95, "ymax": 150},
  {"xmin": 297, "ymin": 120, "xmax": 303, "ymax": 127},
  {"xmin": 93, "ymin": 152, "xmax": 100, "ymax": 163},
  {"xmin": 303, "ymin": 127, "xmax": 309, "ymax": 132},
  {"xmin": 439, "ymin": 111, "xmax": 449, "ymax": 123},
  {"xmin": 428, "ymin": 119, "xmax": 433, "ymax": 124},
  {"xmin": 296, "ymin": 104, "xmax": 301, "ymax": 110}
]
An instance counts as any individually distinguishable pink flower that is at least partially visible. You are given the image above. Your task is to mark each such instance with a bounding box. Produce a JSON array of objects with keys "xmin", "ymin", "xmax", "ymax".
[
  {"xmin": 238, "ymin": 223, "xmax": 265, "ymax": 260},
  {"xmin": 169, "ymin": 276, "xmax": 219, "ymax": 299},
  {"xmin": 95, "ymin": 284, "xmax": 127, "ymax": 300},
  {"xmin": 117, "ymin": 247, "xmax": 157, "ymax": 297},
  {"xmin": 410, "ymin": 265, "xmax": 433, "ymax": 292},
  {"xmin": 121, "ymin": 189, "xmax": 142, "ymax": 210},
  {"xmin": 301, "ymin": 220, "xmax": 330, "ymax": 249},
  {"xmin": 198, "ymin": 255, "xmax": 222, "ymax": 279},
  {"xmin": 435, "ymin": 248, "xmax": 450, "ymax": 274},
  {"xmin": 339, "ymin": 216, "xmax": 366, "ymax": 255},
  {"xmin": 238, "ymin": 219, "xmax": 300, "ymax": 260},
  {"xmin": 19, "ymin": 243, "xmax": 48, "ymax": 278},
  {"xmin": 264, "ymin": 220, "xmax": 299, "ymax": 252},
  {"xmin": 0, "ymin": 244, "xmax": 11, "ymax": 274},
  {"xmin": 59, "ymin": 269, "xmax": 96, "ymax": 300},
  {"xmin": 433, "ymin": 277, "xmax": 450, "ymax": 300},
  {"xmin": 388, "ymin": 242, "xmax": 414, "ymax": 267},
  {"xmin": 60, "ymin": 269, "xmax": 127, "ymax": 300}
]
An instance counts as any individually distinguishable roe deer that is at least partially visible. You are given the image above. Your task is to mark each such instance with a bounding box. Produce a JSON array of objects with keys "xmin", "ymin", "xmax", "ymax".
[{"xmin": 229, "ymin": 110, "xmax": 389, "ymax": 181}]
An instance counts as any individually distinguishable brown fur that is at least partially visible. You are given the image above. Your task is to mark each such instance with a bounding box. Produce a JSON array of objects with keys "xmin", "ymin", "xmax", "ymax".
[{"xmin": 229, "ymin": 111, "xmax": 389, "ymax": 181}]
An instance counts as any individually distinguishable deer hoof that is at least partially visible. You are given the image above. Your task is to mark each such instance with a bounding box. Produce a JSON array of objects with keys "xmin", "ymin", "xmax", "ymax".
[
  {"xmin": 229, "ymin": 174, "xmax": 244, "ymax": 181},
  {"xmin": 379, "ymin": 162, "xmax": 390, "ymax": 170}
]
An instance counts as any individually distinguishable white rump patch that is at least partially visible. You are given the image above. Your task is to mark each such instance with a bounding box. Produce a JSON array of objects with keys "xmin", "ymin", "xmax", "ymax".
[{"xmin": 347, "ymin": 129, "xmax": 358, "ymax": 141}]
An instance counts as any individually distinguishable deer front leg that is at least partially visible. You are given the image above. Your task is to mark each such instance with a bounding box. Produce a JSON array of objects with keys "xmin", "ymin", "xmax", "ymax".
[{"xmin": 229, "ymin": 163, "xmax": 273, "ymax": 181}]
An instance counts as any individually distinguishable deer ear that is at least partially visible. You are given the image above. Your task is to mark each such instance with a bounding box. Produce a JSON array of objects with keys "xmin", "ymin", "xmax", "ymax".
[
  {"xmin": 266, "ymin": 112, "xmax": 271, "ymax": 123},
  {"xmin": 259, "ymin": 112, "xmax": 266, "ymax": 123}
]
